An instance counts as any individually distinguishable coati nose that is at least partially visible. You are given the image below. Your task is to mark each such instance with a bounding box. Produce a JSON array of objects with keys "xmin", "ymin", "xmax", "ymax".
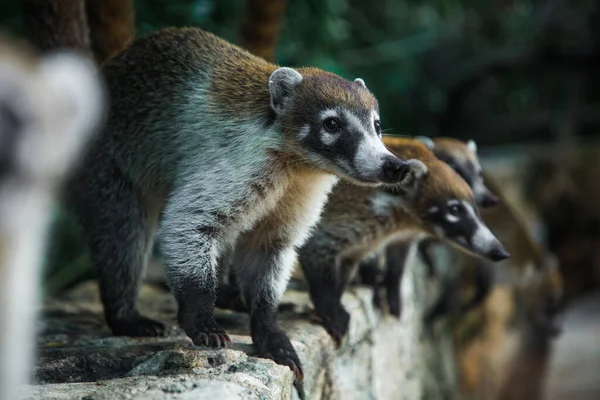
[
  {"xmin": 488, "ymin": 247, "xmax": 511, "ymax": 261},
  {"xmin": 480, "ymin": 192, "xmax": 499, "ymax": 208},
  {"xmin": 381, "ymin": 157, "xmax": 410, "ymax": 183}
]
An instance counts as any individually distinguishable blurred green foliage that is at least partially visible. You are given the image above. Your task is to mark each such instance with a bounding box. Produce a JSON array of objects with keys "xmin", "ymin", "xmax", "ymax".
[{"xmin": 0, "ymin": 0, "xmax": 598, "ymax": 294}]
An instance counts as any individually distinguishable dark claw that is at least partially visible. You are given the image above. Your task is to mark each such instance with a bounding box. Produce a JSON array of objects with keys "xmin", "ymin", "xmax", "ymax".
[
  {"xmin": 180, "ymin": 313, "xmax": 230, "ymax": 348},
  {"xmin": 210, "ymin": 333, "xmax": 221, "ymax": 347},
  {"xmin": 195, "ymin": 333, "xmax": 209, "ymax": 346}
]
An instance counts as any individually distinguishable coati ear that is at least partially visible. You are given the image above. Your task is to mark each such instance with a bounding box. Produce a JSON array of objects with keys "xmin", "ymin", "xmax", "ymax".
[
  {"xmin": 354, "ymin": 78, "xmax": 366, "ymax": 88},
  {"xmin": 36, "ymin": 51, "xmax": 105, "ymax": 175},
  {"xmin": 400, "ymin": 159, "xmax": 428, "ymax": 198},
  {"xmin": 269, "ymin": 67, "xmax": 303, "ymax": 115},
  {"xmin": 415, "ymin": 136, "xmax": 435, "ymax": 150},
  {"xmin": 467, "ymin": 139, "xmax": 477, "ymax": 154}
]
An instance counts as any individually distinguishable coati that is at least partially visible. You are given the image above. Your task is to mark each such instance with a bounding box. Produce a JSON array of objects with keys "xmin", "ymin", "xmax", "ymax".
[
  {"xmin": 357, "ymin": 136, "xmax": 499, "ymax": 317},
  {"xmin": 298, "ymin": 137, "xmax": 510, "ymax": 342},
  {"xmin": 0, "ymin": 38, "xmax": 104, "ymax": 400},
  {"xmin": 66, "ymin": 26, "xmax": 412, "ymax": 383},
  {"xmin": 424, "ymin": 170, "xmax": 564, "ymax": 333}
]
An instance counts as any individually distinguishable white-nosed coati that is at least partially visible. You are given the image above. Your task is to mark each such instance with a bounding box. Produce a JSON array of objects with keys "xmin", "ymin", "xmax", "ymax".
[
  {"xmin": 424, "ymin": 170, "xmax": 564, "ymax": 334},
  {"xmin": 357, "ymin": 136, "xmax": 499, "ymax": 318},
  {"xmin": 20, "ymin": 3, "xmax": 416, "ymax": 389},
  {"xmin": 298, "ymin": 137, "xmax": 509, "ymax": 343},
  {"xmin": 0, "ymin": 38, "xmax": 104, "ymax": 400}
]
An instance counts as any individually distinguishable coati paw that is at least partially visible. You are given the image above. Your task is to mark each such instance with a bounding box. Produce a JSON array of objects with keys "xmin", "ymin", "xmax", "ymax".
[
  {"xmin": 109, "ymin": 315, "xmax": 166, "ymax": 337},
  {"xmin": 315, "ymin": 304, "xmax": 350, "ymax": 346},
  {"xmin": 185, "ymin": 316, "xmax": 231, "ymax": 348},
  {"xmin": 258, "ymin": 331, "xmax": 304, "ymax": 383}
]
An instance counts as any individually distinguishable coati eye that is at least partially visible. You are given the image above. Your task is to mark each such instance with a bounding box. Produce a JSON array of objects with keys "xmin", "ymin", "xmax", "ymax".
[
  {"xmin": 323, "ymin": 117, "xmax": 341, "ymax": 132},
  {"xmin": 448, "ymin": 204, "xmax": 461, "ymax": 216},
  {"xmin": 374, "ymin": 120, "xmax": 381, "ymax": 136}
]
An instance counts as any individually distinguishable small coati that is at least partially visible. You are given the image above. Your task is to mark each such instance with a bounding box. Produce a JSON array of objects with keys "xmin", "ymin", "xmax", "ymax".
[
  {"xmin": 424, "ymin": 171, "xmax": 564, "ymax": 333},
  {"xmin": 298, "ymin": 137, "xmax": 510, "ymax": 342},
  {"xmin": 0, "ymin": 38, "xmax": 104, "ymax": 400},
  {"xmin": 357, "ymin": 136, "xmax": 499, "ymax": 317},
  {"xmin": 66, "ymin": 26, "xmax": 412, "ymax": 383}
]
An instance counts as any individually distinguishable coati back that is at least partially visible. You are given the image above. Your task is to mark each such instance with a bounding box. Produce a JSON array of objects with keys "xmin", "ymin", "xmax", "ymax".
[
  {"xmin": 68, "ymin": 26, "xmax": 412, "ymax": 389},
  {"xmin": 0, "ymin": 38, "xmax": 104, "ymax": 400},
  {"xmin": 298, "ymin": 137, "xmax": 509, "ymax": 343}
]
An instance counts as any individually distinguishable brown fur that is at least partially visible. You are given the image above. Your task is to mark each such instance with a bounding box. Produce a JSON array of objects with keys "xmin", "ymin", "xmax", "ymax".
[
  {"xmin": 86, "ymin": 0, "xmax": 135, "ymax": 64},
  {"xmin": 239, "ymin": 0, "xmax": 287, "ymax": 61},
  {"xmin": 21, "ymin": 0, "xmax": 91, "ymax": 56},
  {"xmin": 431, "ymin": 137, "xmax": 479, "ymax": 167},
  {"xmin": 316, "ymin": 138, "xmax": 474, "ymax": 265},
  {"xmin": 384, "ymin": 137, "xmax": 474, "ymax": 212},
  {"xmin": 22, "ymin": 0, "xmax": 135, "ymax": 66}
]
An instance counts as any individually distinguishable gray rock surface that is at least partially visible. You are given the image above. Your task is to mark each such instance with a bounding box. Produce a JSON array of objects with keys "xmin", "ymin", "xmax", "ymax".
[{"xmin": 20, "ymin": 258, "xmax": 456, "ymax": 400}]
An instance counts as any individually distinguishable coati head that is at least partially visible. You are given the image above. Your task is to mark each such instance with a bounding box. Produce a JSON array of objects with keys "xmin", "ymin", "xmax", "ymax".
[
  {"xmin": 416, "ymin": 136, "xmax": 498, "ymax": 208},
  {"xmin": 383, "ymin": 137, "xmax": 510, "ymax": 262},
  {"xmin": 268, "ymin": 67, "xmax": 410, "ymax": 185},
  {"xmin": 0, "ymin": 39, "xmax": 104, "ymax": 193}
]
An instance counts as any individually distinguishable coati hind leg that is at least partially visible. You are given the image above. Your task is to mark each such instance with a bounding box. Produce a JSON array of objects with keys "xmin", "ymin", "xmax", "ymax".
[
  {"xmin": 302, "ymin": 249, "xmax": 356, "ymax": 345},
  {"xmin": 358, "ymin": 251, "xmax": 385, "ymax": 310},
  {"xmin": 72, "ymin": 157, "xmax": 165, "ymax": 337},
  {"xmin": 384, "ymin": 240, "xmax": 417, "ymax": 318}
]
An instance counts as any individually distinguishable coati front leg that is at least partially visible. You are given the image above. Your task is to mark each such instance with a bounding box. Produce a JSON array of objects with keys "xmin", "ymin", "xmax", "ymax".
[
  {"xmin": 158, "ymin": 191, "xmax": 231, "ymax": 348},
  {"xmin": 232, "ymin": 241, "xmax": 303, "ymax": 380},
  {"xmin": 73, "ymin": 157, "xmax": 165, "ymax": 337}
]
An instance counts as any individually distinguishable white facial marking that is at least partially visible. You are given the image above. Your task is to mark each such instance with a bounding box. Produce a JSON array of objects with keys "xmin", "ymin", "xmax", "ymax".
[
  {"xmin": 428, "ymin": 206, "xmax": 439, "ymax": 213},
  {"xmin": 447, "ymin": 199, "xmax": 460, "ymax": 207},
  {"xmin": 298, "ymin": 124, "xmax": 310, "ymax": 140},
  {"xmin": 320, "ymin": 109, "xmax": 340, "ymax": 145},
  {"xmin": 463, "ymin": 201, "xmax": 497, "ymax": 251},
  {"xmin": 320, "ymin": 109, "xmax": 338, "ymax": 120},
  {"xmin": 445, "ymin": 213, "xmax": 459, "ymax": 223}
]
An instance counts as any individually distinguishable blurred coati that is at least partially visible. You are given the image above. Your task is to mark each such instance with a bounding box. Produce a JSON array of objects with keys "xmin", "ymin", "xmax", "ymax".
[
  {"xmin": 0, "ymin": 38, "xmax": 104, "ymax": 400},
  {"xmin": 357, "ymin": 136, "xmax": 499, "ymax": 317},
  {"xmin": 22, "ymin": 0, "xmax": 135, "ymax": 65},
  {"xmin": 424, "ymin": 170, "xmax": 563, "ymax": 334},
  {"xmin": 239, "ymin": 0, "xmax": 287, "ymax": 61},
  {"xmin": 525, "ymin": 149, "xmax": 600, "ymax": 305},
  {"xmin": 298, "ymin": 137, "xmax": 509, "ymax": 343}
]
